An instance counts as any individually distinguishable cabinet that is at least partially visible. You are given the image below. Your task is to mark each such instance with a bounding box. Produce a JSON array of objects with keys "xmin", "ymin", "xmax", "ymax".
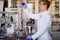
[
  {"xmin": 51, "ymin": 0, "xmax": 60, "ymax": 32},
  {"xmin": 51, "ymin": 0, "xmax": 60, "ymax": 40}
]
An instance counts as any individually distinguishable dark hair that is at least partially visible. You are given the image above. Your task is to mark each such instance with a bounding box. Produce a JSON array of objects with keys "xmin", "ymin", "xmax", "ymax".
[{"xmin": 39, "ymin": 0, "xmax": 50, "ymax": 9}]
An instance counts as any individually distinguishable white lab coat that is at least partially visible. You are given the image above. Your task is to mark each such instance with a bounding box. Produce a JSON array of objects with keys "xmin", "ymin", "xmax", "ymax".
[{"xmin": 23, "ymin": 8, "xmax": 52, "ymax": 40}]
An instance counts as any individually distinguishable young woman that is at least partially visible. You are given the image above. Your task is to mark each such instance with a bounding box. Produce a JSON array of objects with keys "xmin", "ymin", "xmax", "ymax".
[{"xmin": 22, "ymin": 0, "xmax": 52, "ymax": 40}]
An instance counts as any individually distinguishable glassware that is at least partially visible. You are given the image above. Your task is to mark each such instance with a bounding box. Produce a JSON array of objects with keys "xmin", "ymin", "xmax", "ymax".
[{"xmin": 19, "ymin": 28, "xmax": 24, "ymax": 36}]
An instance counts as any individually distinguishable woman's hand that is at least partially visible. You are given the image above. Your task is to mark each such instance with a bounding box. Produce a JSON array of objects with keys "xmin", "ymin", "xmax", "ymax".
[{"xmin": 26, "ymin": 35, "xmax": 33, "ymax": 40}]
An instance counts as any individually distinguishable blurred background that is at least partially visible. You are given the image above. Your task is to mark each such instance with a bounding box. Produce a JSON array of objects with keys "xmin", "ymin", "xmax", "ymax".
[{"xmin": 0, "ymin": 0, "xmax": 60, "ymax": 40}]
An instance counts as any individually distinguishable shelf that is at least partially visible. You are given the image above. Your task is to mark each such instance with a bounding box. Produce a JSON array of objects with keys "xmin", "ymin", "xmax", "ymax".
[
  {"xmin": 0, "ymin": 11, "xmax": 18, "ymax": 14},
  {"xmin": 27, "ymin": 0, "xmax": 35, "ymax": 3}
]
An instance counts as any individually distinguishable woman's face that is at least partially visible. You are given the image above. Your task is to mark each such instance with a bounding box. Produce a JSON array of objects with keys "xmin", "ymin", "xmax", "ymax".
[{"xmin": 39, "ymin": 2, "xmax": 47, "ymax": 11}]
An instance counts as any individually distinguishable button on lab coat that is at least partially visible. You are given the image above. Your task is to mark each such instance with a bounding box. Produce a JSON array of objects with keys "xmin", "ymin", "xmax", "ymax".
[{"xmin": 23, "ymin": 8, "xmax": 52, "ymax": 40}]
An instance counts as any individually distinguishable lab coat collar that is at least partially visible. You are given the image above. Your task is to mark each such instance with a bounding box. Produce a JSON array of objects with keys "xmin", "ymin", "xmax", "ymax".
[{"xmin": 40, "ymin": 11, "xmax": 49, "ymax": 15}]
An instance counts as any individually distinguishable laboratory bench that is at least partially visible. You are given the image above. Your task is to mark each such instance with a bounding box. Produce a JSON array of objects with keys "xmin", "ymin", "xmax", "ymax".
[
  {"xmin": 0, "ymin": 31, "xmax": 32, "ymax": 40},
  {"xmin": 0, "ymin": 34, "xmax": 26, "ymax": 40},
  {"xmin": 0, "ymin": 37, "xmax": 26, "ymax": 40}
]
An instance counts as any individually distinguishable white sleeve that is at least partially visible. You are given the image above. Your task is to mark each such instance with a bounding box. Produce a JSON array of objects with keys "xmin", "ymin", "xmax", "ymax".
[
  {"xmin": 23, "ymin": 8, "xmax": 41, "ymax": 20},
  {"xmin": 31, "ymin": 15, "xmax": 51, "ymax": 40}
]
